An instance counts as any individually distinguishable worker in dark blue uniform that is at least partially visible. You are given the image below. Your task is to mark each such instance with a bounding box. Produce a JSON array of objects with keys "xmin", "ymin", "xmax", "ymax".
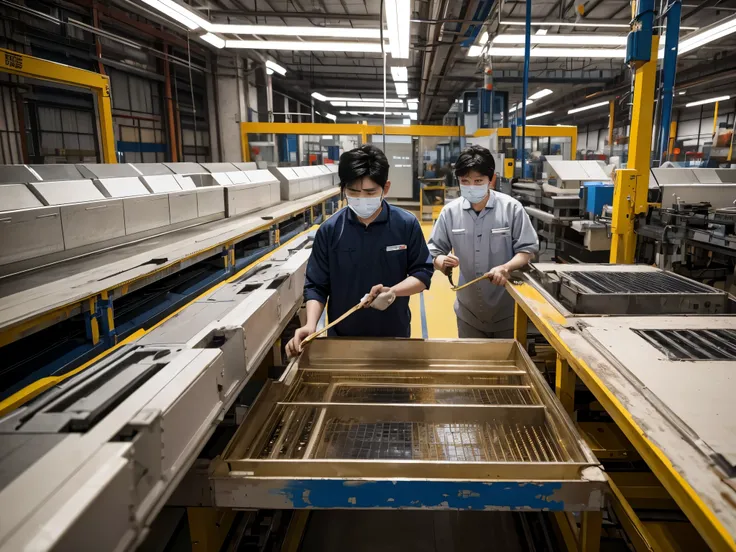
[{"xmin": 286, "ymin": 144, "xmax": 434, "ymax": 356}]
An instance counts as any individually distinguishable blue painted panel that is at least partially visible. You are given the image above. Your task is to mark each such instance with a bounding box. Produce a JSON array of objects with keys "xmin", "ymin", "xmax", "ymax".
[
  {"xmin": 117, "ymin": 141, "xmax": 167, "ymax": 153},
  {"xmin": 273, "ymin": 479, "xmax": 565, "ymax": 510}
]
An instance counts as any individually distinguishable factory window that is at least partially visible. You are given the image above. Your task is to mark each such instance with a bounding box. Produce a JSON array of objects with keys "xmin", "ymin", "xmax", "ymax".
[
  {"xmin": 0, "ymin": 83, "xmax": 23, "ymax": 164},
  {"xmin": 26, "ymin": 102, "xmax": 98, "ymax": 164},
  {"xmin": 108, "ymin": 67, "xmax": 168, "ymax": 163}
]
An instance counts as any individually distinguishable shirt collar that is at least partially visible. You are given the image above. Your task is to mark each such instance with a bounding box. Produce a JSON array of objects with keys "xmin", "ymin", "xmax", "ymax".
[
  {"xmin": 461, "ymin": 190, "xmax": 496, "ymax": 211},
  {"xmin": 346, "ymin": 199, "xmax": 390, "ymax": 225}
]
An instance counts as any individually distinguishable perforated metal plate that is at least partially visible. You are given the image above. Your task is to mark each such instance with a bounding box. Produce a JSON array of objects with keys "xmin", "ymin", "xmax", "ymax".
[
  {"xmin": 634, "ymin": 329, "xmax": 736, "ymax": 361},
  {"xmin": 525, "ymin": 264, "xmax": 728, "ymax": 316}
]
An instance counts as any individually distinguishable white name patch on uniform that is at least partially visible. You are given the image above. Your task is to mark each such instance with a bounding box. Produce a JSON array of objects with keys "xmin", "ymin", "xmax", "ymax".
[
  {"xmin": 491, "ymin": 226, "xmax": 510, "ymax": 234},
  {"xmin": 451, "ymin": 228, "xmax": 466, "ymax": 234},
  {"xmin": 386, "ymin": 244, "xmax": 407, "ymax": 252}
]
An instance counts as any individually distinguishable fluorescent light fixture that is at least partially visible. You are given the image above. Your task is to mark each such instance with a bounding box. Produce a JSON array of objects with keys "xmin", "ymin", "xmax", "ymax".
[
  {"xmin": 395, "ymin": 82, "xmax": 409, "ymax": 95},
  {"xmin": 265, "ymin": 60, "xmax": 286, "ymax": 75},
  {"xmin": 468, "ymin": 45, "xmax": 483, "ymax": 56},
  {"xmin": 266, "ymin": 68, "xmax": 273, "ymax": 75},
  {"xmin": 528, "ymin": 88, "xmax": 553, "ymax": 100},
  {"xmin": 140, "ymin": 0, "xmax": 200, "ymax": 30},
  {"xmin": 344, "ymin": 101, "xmax": 406, "ymax": 108},
  {"xmin": 492, "ymin": 34, "xmax": 627, "ymax": 46},
  {"xmin": 325, "ymin": 113, "xmax": 337, "ymax": 121},
  {"xmin": 510, "ymin": 99, "xmax": 534, "ymax": 111},
  {"xmin": 200, "ymin": 33, "xmax": 225, "ymax": 48},
  {"xmin": 340, "ymin": 111, "xmax": 407, "ymax": 116},
  {"xmin": 479, "ymin": 31, "xmax": 489, "ymax": 44},
  {"xmin": 398, "ymin": 94, "xmax": 407, "ymax": 98},
  {"xmin": 403, "ymin": 118, "xmax": 411, "ymax": 125},
  {"xmin": 409, "ymin": 112, "xmax": 417, "ymax": 121},
  {"xmin": 391, "ymin": 66, "xmax": 408, "ymax": 81},
  {"xmin": 678, "ymin": 91, "xmax": 686, "ymax": 95},
  {"xmin": 407, "ymin": 100, "xmax": 418, "ymax": 111},
  {"xmin": 316, "ymin": 94, "xmax": 406, "ymax": 104},
  {"xmin": 386, "ymin": 0, "xmax": 410, "ymax": 58},
  {"xmin": 567, "ymin": 100, "xmax": 610, "ymax": 114},
  {"xmin": 685, "ymin": 95, "xmax": 730, "ymax": 107},
  {"xmin": 207, "ymin": 24, "xmax": 381, "ymax": 38},
  {"xmin": 526, "ymin": 110, "xmax": 554, "ymax": 120},
  {"xmin": 330, "ymin": 101, "xmax": 348, "ymax": 107},
  {"xmin": 470, "ymin": 47, "xmax": 626, "ymax": 58},
  {"xmin": 679, "ymin": 15, "xmax": 736, "ymax": 55},
  {"xmin": 224, "ymin": 40, "xmax": 385, "ymax": 53},
  {"xmin": 535, "ymin": 28, "xmax": 548, "ymax": 35}
]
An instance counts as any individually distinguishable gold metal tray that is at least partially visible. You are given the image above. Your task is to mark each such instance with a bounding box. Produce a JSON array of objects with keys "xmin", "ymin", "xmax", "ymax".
[{"xmin": 212, "ymin": 338, "xmax": 605, "ymax": 511}]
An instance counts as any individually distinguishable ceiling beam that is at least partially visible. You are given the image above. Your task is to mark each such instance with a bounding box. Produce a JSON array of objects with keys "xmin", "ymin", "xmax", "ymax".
[{"xmin": 196, "ymin": 9, "xmax": 379, "ymax": 21}]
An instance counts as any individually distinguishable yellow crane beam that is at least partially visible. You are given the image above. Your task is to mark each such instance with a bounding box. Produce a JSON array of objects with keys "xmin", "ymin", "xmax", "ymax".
[{"xmin": 0, "ymin": 48, "xmax": 116, "ymax": 163}]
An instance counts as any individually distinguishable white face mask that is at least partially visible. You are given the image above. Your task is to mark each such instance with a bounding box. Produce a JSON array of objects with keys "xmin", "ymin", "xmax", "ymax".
[
  {"xmin": 347, "ymin": 194, "xmax": 383, "ymax": 219},
  {"xmin": 460, "ymin": 184, "xmax": 489, "ymax": 204}
]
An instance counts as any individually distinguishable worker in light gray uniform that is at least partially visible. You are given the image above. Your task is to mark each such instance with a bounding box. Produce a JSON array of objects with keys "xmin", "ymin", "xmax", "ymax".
[{"xmin": 428, "ymin": 145, "xmax": 539, "ymax": 338}]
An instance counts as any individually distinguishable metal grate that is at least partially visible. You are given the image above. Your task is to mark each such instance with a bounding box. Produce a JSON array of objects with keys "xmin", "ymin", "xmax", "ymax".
[
  {"xmin": 635, "ymin": 329, "xmax": 736, "ymax": 361},
  {"xmin": 565, "ymin": 271, "xmax": 717, "ymax": 295},
  {"xmin": 329, "ymin": 385, "xmax": 535, "ymax": 405},
  {"xmin": 300, "ymin": 370, "xmax": 527, "ymax": 387},
  {"xmin": 256, "ymin": 406, "xmax": 318, "ymax": 459},
  {"xmin": 312, "ymin": 419, "xmax": 567, "ymax": 462}
]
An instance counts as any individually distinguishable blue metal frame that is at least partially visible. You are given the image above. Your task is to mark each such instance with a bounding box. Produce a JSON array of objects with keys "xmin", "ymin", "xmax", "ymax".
[
  {"xmin": 657, "ymin": 1, "xmax": 682, "ymax": 164},
  {"xmin": 254, "ymin": 479, "xmax": 592, "ymax": 511},
  {"xmin": 626, "ymin": 0, "xmax": 655, "ymax": 65},
  {"xmin": 520, "ymin": 0, "xmax": 532, "ymax": 178}
]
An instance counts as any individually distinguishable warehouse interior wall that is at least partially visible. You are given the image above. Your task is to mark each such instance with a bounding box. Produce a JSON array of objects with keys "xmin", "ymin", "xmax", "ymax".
[
  {"xmin": 0, "ymin": 0, "xmax": 342, "ymax": 165},
  {"xmin": 576, "ymin": 102, "xmax": 735, "ymax": 157}
]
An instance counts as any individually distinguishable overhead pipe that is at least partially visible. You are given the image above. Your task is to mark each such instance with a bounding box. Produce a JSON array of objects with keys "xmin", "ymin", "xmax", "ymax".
[{"xmin": 520, "ymin": 0, "xmax": 532, "ymax": 177}]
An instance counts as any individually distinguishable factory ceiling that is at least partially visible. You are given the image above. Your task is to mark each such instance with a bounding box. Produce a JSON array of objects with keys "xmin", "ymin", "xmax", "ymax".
[{"xmin": 122, "ymin": 0, "xmax": 736, "ymax": 126}]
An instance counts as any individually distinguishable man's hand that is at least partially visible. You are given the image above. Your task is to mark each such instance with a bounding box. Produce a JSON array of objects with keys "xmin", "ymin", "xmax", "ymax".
[
  {"xmin": 485, "ymin": 265, "xmax": 510, "ymax": 286},
  {"xmin": 286, "ymin": 324, "xmax": 316, "ymax": 358},
  {"xmin": 362, "ymin": 284, "xmax": 390, "ymax": 307},
  {"xmin": 434, "ymin": 254, "xmax": 459, "ymax": 274}
]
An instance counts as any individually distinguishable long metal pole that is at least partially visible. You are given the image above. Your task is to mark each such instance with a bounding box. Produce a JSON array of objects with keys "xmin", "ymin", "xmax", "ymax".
[
  {"xmin": 657, "ymin": 0, "xmax": 681, "ymax": 165},
  {"xmin": 521, "ymin": 0, "xmax": 532, "ymax": 178}
]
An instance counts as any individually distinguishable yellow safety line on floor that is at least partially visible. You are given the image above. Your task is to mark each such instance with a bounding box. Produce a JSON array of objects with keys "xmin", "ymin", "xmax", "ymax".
[{"xmin": 408, "ymin": 219, "xmax": 458, "ymax": 339}]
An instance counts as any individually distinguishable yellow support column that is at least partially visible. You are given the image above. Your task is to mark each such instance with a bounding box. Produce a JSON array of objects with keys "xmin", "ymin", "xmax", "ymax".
[
  {"xmin": 580, "ymin": 511, "xmax": 603, "ymax": 552},
  {"xmin": 609, "ymin": 36, "xmax": 659, "ymax": 263},
  {"xmin": 187, "ymin": 508, "xmax": 236, "ymax": 552},
  {"xmin": 555, "ymin": 355, "xmax": 576, "ymax": 415},
  {"xmin": 609, "ymin": 169, "xmax": 638, "ymax": 263},
  {"xmin": 513, "ymin": 302, "xmax": 528, "ymax": 350},
  {"xmin": 668, "ymin": 120, "xmax": 677, "ymax": 157}
]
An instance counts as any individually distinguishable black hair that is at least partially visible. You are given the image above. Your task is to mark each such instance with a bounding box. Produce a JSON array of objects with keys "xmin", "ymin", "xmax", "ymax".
[
  {"xmin": 454, "ymin": 145, "xmax": 496, "ymax": 178},
  {"xmin": 338, "ymin": 144, "xmax": 389, "ymax": 190}
]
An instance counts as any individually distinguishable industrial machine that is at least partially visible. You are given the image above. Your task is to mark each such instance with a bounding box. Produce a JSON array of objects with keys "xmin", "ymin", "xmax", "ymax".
[
  {"xmin": 0, "ymin": 290, "xmax": 607, "ymax": 550},
  {"xmin": 0, "ymin": 162, "xmax": 336, "ymax": 273},
  {"xmin": 525, "ymin": 263, "xmax": 730, "ymax": 315},
  {"xmin": 509, "ymin": 262, "xmax": 736, "ymax": 550},
  {"xmin": 0, "ymin": 238, "xmax": 312, "ymax": 551},
  {"xmin": 511, "ymin": 160, "xmax": 614, "ymax": 262},
  {"xmin": 636, "ymin": 167, "xmax": 736, "ymax": 287}
]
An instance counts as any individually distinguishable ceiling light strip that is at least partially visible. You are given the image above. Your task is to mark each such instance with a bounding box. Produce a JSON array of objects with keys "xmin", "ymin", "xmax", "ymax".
[{"xmin": 225, "ymin": 40, "xmax": 386, "ymax": 52}]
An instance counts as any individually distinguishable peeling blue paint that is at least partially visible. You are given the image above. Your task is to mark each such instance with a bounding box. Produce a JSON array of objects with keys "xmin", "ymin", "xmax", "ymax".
[{"xmin": 269, "ymin": 480, "xmax": 565, "ymax": 510}]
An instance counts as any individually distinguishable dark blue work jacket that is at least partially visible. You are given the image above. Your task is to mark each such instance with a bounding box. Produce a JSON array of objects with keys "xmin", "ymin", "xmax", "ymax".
[{"xmin": 304, "ymin": 201, "xmax": 434, "ymax": 337}]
